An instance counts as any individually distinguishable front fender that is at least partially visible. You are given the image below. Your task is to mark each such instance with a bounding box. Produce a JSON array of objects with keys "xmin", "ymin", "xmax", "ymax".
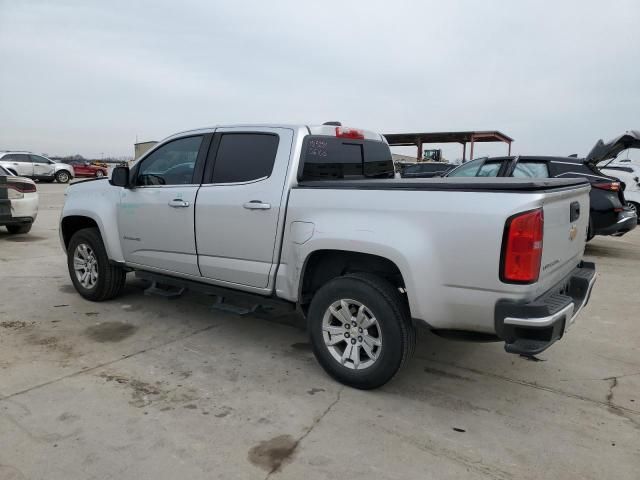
[{"xmin": 60, "ymin": 182, "xmax": 124, "ymax": 262}]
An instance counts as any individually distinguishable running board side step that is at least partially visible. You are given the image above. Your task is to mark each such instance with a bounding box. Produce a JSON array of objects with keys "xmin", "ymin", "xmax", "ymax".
[{"xmin": 135, "ymin": 270, "xmax": 296, "ymax": 314}]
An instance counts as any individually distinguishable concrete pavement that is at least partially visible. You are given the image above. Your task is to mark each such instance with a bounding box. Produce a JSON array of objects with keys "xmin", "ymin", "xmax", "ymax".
[{"xmin": 1, "ymin": 183, "xmax": 638, "ymax": 480}]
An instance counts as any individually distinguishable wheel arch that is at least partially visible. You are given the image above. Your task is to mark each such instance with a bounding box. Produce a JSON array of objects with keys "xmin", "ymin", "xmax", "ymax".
[
  {"xmin": 60, "ymin": 215, "xmax": 99, "ymax": 249},
  {"xmin": 60, "ymin": 212, "xmax": 124, "ymax": 262},
  {"xmin": 298, "ymin": 249, "xmax": 407, "ymax": 312}
]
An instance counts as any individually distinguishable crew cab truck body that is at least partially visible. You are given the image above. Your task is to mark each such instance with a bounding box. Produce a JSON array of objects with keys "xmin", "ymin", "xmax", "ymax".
[{"xmin": 60, "ymin": 124, "xmax": 596, "ymax": 389}]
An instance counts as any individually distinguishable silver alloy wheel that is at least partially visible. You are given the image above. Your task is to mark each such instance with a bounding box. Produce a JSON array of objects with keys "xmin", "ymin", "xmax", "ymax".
[
  {"xmin": 73, "ymin": 243, "xmax": 98, "ymax": 289},
  {"xmin": 627, "ymin": 201, "xmax": 637, "ymax": 214},
  {"xmin": 57, "ymin": 171, "xmax": 69, "ymax": 183},
  {"xmin": 96, "ymin": 170, "xmax": 104, "ymax": 178},
  {"xmin": 322, "ymin": 298, "xmax": 383, "ymax": 370}
]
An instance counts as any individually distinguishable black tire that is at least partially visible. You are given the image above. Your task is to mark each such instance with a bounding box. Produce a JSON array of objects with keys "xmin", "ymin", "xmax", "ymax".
[
  {"xmin": 55, "ymin": 170, "xmax": 71, "ymax": 183},
  {"xmin": 67, "ymin": 227, "xmax": 126, "ymax": 301},
  {"xmin": 6, "ymin": 223, "xmax": 32, "ymax": 234},
  {"xmin": 308, "ymin": 273, "xmax": 415, "ymax": 389}
]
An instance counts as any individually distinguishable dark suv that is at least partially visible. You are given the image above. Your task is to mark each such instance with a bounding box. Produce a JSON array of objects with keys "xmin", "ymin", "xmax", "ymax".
[{"xmin": 446, "ymin": 155, "xmax": 637, "ymax": 239}]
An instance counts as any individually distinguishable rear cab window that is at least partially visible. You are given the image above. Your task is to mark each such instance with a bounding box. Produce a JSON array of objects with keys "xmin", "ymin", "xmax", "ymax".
[{"xmin": 299, "ymin": 136, "xmax": 394, "ymax": 180}]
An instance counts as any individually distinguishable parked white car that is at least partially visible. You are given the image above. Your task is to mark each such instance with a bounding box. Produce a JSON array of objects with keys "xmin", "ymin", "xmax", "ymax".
[
  {"xmin": 600, "ymin": 159, "xmax": 640, "ymax": 217},
  {"xmin": 0, "ymin": 151, "xmax": 75, "ymax": 183},
  {"xmin": 0, "ymin": 165, "xmax": 38, "ymax": 234}
]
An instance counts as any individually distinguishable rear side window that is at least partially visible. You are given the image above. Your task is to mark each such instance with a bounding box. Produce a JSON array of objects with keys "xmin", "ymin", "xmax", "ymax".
[
  {"xmin": 299, "ymin": 136, "xmax": 393, "ymax": 180},
  {"xmin": 3, "ymin": 154, "xmax": 31, "ymax": 163},
  {"xmin": 512, "ymin": 161, "xmax": 549, "ymax": 178},
  {"xmin": 211, "ymin": 133, "xmax": 279, "ymax": 183}
]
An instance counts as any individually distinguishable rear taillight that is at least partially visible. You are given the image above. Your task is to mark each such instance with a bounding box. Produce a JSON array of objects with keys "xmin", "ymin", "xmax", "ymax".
[
  {"xmin": 335, "ymin": 126, "xmax": 365, "ymax": 139},
  {"xmin": 501, "ymin": 208, "xmax": 544, "ymax": 284},
  {"xmin": 592, "ymin": 181, "xmax": 620, "ymax": 191},
  {"xmin": 7, "ymin": 181, "xmax": 36, "ymax": 199}
]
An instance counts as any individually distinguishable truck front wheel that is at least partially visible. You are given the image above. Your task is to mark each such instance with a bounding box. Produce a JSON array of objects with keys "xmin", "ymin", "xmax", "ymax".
[
  {"xmin": 307, "ymin": 273, "xmax": 415, "ymax": 389},
  {"xmin": 67, "ymin": 227, "xmax": 126, "ymax": 301}
]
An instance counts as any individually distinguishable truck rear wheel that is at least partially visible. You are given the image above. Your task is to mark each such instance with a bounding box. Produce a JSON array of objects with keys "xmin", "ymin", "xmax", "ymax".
[
  {"xmin": 67, "ymin": 227, "xmax": 126, "ymax": 301},
  {"xmin": 307, "ymin": 273, "xmax": 414, "ymax": 389}
]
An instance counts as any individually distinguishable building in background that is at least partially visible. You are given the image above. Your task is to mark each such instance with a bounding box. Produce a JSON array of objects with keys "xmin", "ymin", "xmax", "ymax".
[{"xmin": 134, "ymin": 141, "xmax": 158, "ymax": 160}]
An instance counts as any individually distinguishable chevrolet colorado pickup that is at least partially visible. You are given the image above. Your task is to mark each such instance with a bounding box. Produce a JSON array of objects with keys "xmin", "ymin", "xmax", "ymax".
[{"xmin": 60, "ymin": 124, "xmax": 596, "ymax": 389}]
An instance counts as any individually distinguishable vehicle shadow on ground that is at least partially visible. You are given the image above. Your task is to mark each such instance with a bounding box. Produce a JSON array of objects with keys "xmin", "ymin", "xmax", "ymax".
[
  {"xmin": 585, "ymin": 241, "xmax": 640, "ymax": 260},
  {"xmin": 0, "ymin": 233, "xmax": 48, "ymax": 242}
]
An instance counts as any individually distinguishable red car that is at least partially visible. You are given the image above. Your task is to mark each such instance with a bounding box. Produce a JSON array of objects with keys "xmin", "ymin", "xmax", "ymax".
[{"xmin": 71, "ymin": 161, "xmax": 108, "ymax": 178}]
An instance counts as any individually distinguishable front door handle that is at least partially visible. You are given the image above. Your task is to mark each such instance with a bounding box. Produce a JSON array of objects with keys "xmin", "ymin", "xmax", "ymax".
[
  {"xmin": 243, "ymin": 200, "xmax": 271, "ymax": 210},
  {"xmin": 168, "ymin": 199, "xmax": 190, "ymax": 208}
]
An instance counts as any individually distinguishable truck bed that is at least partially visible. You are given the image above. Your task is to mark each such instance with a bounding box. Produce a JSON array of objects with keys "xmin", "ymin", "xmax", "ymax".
[{"xmin": 296, "ymin": 177, "xmax": 589, "ymax": 192}]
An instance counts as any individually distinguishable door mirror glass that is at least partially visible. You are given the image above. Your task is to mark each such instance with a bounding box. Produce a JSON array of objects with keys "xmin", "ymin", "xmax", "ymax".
[{"xmin": 110, "ymin": 166, "xmax": 129, "ymax": 187}]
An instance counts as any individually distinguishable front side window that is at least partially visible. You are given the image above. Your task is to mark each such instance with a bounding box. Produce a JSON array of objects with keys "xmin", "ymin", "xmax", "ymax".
[
  {"xmin": 30, "ymin": 155, "xmax": 51, "ymax": 164},
  {"xmin": 211, "ymin": 133, "xmax": 279, "ymax": 183},
  {"xmin": 512, "ymin": 161, "xmax": 549, "ymax": 178},
  {"xmin": 137, "ymin": 136, "xmax": 202, "ymax": 186}
]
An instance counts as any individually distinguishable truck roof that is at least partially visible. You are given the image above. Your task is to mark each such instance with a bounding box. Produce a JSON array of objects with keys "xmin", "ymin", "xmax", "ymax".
[{"xmin": 163, "ymin": 124, "xmax": 386, "ymax": 143}]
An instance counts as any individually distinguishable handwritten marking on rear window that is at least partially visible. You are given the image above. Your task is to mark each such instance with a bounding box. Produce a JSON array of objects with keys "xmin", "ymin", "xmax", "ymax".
[{"xmin": 307, "ymin": 139, "xmax": 328, "ymax": 157}]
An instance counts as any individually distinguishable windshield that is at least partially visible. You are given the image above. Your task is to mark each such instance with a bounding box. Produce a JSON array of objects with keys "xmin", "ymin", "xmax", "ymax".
[{"xmin": 447, "ymin": 158, "xmax": 484, "ymax": 177}]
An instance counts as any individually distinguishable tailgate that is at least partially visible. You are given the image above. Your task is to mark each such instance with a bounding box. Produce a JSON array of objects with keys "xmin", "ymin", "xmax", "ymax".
[{"xmin": 536, "ymin": 184, "xmax": 591, "ymax": 295}]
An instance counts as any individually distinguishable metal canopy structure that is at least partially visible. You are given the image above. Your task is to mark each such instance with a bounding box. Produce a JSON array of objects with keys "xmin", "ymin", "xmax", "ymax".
[{"xmin": 383, "ymin": 130, "xmax": 513, "ymax": 162}]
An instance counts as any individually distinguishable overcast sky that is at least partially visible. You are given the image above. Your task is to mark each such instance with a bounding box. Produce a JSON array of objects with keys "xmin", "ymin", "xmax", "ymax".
[{"xmin": 1, "ymin": 0, "xmax": 639, "ymax": 160}]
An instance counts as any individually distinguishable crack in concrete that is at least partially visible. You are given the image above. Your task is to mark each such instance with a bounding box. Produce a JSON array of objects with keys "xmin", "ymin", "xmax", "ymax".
[
  {"xmin": 604, "ymin": 376, "xmax": 618, "ymax": 404},
  {"xmin": 0, "ymin": 321, "xmax": 226, "ymax": 403},
  {"xmin": 423, "ymin": 358, "xmax": 640, "ymax": 416},
  {"xmin": 265, "ymin": 387, "xmax": 343, "ymax": 479}
]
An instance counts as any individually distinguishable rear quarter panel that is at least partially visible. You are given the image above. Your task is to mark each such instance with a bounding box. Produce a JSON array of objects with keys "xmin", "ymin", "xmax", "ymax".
[{"xmin": 277, "ymin": 187, "xmax": 580, "ymax": 333}]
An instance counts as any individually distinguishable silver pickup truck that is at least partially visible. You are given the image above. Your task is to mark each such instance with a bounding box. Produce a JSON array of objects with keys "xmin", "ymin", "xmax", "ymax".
[{"xmin": 60, "ymin": 124, "xmax": 596, "ymax": 389}]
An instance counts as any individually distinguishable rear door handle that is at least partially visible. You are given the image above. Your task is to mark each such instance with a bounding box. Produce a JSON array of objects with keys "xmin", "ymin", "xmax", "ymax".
[
  {"xmin": 243, "ymin": 200, "xmax": 271, "ymax": 210},
  {"xmin": 168, "ymin": 199, "xmax": 190, "ymax": 208}
]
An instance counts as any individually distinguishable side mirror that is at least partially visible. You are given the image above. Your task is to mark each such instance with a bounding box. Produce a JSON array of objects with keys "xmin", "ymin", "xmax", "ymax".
[{"xmin": 110, "ymin": 166, "xmax": 130, "ymax": 187}]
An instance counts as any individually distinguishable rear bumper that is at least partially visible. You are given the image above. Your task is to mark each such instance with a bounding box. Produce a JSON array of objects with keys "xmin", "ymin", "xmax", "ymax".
[
  {"xmin": 0, "ymin": 216, "xmax": 33, "ymax": 225},
  {"xmin": 495, "ymin": 261, "xmax": 596, "ymax": 356},
  {"xmin": 596, "ymin": 209, "xmax": 637, "ymax": 236}
]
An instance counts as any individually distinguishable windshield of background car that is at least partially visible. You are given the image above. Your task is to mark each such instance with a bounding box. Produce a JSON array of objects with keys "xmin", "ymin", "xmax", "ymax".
[
  {"xmin": 512, "ymin": 161, "xmax": 549, "ymax": 178},
  {"xmin": 447, "ymin": 158, "xmax": 484, "ymax": 177}
]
